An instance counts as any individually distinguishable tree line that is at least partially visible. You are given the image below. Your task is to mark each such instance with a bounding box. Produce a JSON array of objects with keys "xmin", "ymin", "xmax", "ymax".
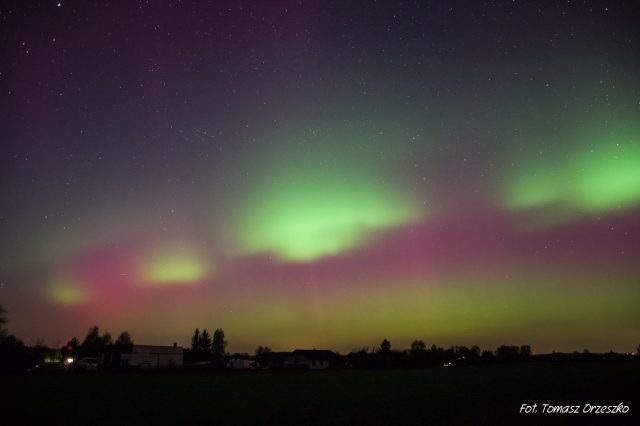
[
  {"xmin": 186, "ymin": 327, "xmax": 227, "ymax": 365},
  {"xmin": 341, "ymin": 339, "xmax": 533, "ymax": 369},
  {"xmin": 62, "ymin": 326, "xmax": 134, "ymax": 358},
  {"xmin": 2, "ymin": 305, "xmax": 640, "ymax": 372}
]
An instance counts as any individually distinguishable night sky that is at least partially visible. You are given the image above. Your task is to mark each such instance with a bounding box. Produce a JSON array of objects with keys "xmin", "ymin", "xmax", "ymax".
[{"xmin": 1, "ymin": 0, "xmax": 639, "ymax": 353}]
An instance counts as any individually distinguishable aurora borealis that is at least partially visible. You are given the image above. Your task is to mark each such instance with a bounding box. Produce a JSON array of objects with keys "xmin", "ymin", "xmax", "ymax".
[
  {"xmin": 1, "ymin": 1, "xmax": 639, "ymax": 354},
  {"xmin": 228, "ymin": 128, "xmax": 422, "ymax": 261}
]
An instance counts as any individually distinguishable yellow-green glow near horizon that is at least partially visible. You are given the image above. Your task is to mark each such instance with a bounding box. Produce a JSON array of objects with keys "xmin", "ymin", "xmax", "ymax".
[
  {"xmin": 49, "ymin": 278, "xmax": 89, "ymax": 306},
  {"xmin": 142, "ymin": 251, "xmax": 207, "ymax": 285},
  {"xmin": 505, "ymin": 135, "xmax": 640, "ymax": 218},
  {"xmin": 203, "ymin": 270, "xmax": 640, "ymax": 352}
]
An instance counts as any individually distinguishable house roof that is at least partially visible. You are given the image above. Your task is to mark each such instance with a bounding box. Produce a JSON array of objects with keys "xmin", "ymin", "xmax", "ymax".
[{"xmin": 290, "ymin": 349, "xmax": 336, "ymax": 360}]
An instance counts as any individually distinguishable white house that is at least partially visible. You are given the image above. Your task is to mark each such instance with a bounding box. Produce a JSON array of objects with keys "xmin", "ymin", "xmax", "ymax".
[{"xmin": 121, "ymin": 344, "xmax": 183, "ymax": 368}]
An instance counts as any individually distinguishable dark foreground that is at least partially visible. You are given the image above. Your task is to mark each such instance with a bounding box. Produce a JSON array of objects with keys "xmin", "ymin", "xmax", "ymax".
[{"xmin": 5, "ymin": 362, "xmax": 639, "ymax": 425}]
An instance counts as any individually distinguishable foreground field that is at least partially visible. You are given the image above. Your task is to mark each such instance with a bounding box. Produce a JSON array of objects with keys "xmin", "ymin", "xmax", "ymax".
[{"xmin": 5, "ymin": 362, "xmax": 639, "ymax": 425}]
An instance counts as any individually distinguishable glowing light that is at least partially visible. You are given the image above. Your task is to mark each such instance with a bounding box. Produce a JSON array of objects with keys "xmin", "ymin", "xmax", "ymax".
[
  {"xmin": 49, "ymin": 278, "xmax": 89, "ymax": 306},
  {"xmin": 141, "ymin": 249, "xmax": 207, "ymax": 285},
  {"xmin": 504, "ymin": 136, "xmax": 640, "ymax": 218},
  {"xmin": 505, "ymin": 172, "xmax": 561, "ymax": 210},
  {"xmin": 572, "ymin": 143, "xmax": 640, "ymax": 210},
  {"xmin": 230, "ymin": 131, "xmax": 421, "ymax": 261},
  {"xmin": 237, "ymin": 176, "xmax": 417, "ymax": 261}
]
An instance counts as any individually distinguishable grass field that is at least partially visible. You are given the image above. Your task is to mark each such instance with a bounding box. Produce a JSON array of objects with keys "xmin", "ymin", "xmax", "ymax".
[{"xmin": 4, "ymin": 362, "xmax": 639, "ymax": 425}]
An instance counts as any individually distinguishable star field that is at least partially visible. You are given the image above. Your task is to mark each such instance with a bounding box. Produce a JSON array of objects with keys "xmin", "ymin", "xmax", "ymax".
[{"xmin": 1, "ymin": 0, "xmax": 639, "ymax": 353}]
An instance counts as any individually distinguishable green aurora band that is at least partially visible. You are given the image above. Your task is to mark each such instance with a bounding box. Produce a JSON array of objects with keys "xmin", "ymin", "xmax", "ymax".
[
  {"xmin": 229, "ymin": 130, "xmax": 422, "ymax": 261},
  {"xmin": 505, "ymin": 128, "xmax": 640, "ymax": 220}
]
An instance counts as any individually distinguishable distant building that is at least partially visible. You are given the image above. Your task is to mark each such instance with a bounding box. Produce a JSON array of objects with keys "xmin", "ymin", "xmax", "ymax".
[
  {"xmin": 227, "ymin": 358, "xmax": 254, "ymax": 369},
  {"xmin": 121, "ymin": 344, "xmax": 183, "ymax": 368},
  {"xmin": 255, "ymin": 351, "xmax": 290, "ymax": 369},
  {"xmin": 284, "ymin": 349, "xmax": 336, "ymax": 369}
]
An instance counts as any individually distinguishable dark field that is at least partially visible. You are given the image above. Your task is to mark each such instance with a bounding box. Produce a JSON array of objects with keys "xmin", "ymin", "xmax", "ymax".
[{"xmin": 5, "ymin": 363, "xmax": 639, "ymax": 425}]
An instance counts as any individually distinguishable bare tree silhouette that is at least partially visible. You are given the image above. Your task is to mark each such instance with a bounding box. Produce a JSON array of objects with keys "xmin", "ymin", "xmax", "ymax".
[
  {"xmin": 380, "ymin": 339, "xmax": 391, "ymax": 352},
  {"xmin": 212, "ymin": 329, "xmax": 227, "ymax": 356}
]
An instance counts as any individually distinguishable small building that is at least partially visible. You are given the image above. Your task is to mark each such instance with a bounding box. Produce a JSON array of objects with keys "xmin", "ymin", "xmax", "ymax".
[
  {"xmin": 284, "ymin": 349, "xmax": 336, "ymax": 369},
  {"xmin": 227, "ymin": 358, "xmax": 254, "ymax": 370},
  {"xmin": 121, "ymin": 344, "xmax": 183, "ymax": 368}
]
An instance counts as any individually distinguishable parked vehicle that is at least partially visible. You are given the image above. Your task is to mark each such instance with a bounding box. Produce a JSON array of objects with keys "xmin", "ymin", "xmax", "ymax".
[{"xmin": 76, "ymin": 357, "xmax": 99, "ymax": 371}]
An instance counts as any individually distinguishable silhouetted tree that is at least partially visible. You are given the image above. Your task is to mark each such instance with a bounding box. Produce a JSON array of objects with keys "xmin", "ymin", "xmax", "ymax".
[
  {"xmin": 115, "ymin": 331, "xmax": 133, "ymax": 346},
  {"xmin": 113, "ymin": 331, "xmax": 133, "ymax": 358},
  {"xmin": 81, "ymin": 326, "xmax": 106, "ymax": 356},
  {"xmin": 191, "ymin": 328, "xmax": 201, "ymax": 351},
  {"xmin": 348, "ymin": 347, "xmax": 370, "ymax": 368},
  {"xmin": 0, "ymin": 324, "xmax": 28, "ymax": 372},
  {"xmin": 453, "ymin": 346, "xmax": 476, "ymax": 364},
  {"xmin": 255, "ymin": 345, "xmax": 271, "ymax": 355},
  {"xmin": 375, "ymin": 339, "xmax": 392, "ymax": 368},
  {"xmin": 481, "ymin": 350, "xmax": 496, "ymax": 363},
  {"xmin": 255, "ymin": 345, "xmax": 271, "ymax": 367},
  {"xmin": 427, "ymin": 344, "xmax": 444, "ymax": 365},
  {"xmin": 444, "ymin": 346, "xmax": 457, "ymax": 363},
  {"xmin": 33, "ymin": 339, "xmax": 48, "ymax": 362},
  {"xmin": 380, "ymin": 339, "xmax": 391, "ymax": 352},
  {"xmin": 408, "ymin": 340, "xmax": 427, "ymax": 367},
  {"xmin": 410, "ymin": 340, "xmax": 426, "ymax": 353},
  {"xmin": 212, "ymin": 328, "xmax": 227, "ymax": 358},
  {"xmin": 0, "ymin": 307, "xmax": 33, "ymax": 372},
  {"xmin": 0, "ymin": 305, "xmax": 8, "ymax": 342},
  {"xmin": 199, "ymin": 329, "xmax": 212, "ymax": 352},
  {"xmin": 83, "ymin": 326, "xmax": 100, "ymax": 342},
  {"xmin": 470, "ymin": 345, "xmax": 481, "ymax": 358},
  {"xmin": 496, "ymin": 345, "xmax": 520, "ymax": 362},
  {"xmin": 520, "ymin": 345, "xmax": 532, "ymax": 358},
  {"xmin": 637, "ymin": 344, "xmax": 640, "ymax": 356},
  {"xmin": 102, "ymin": 332, "xmax": 112, "ymax": 346}
]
